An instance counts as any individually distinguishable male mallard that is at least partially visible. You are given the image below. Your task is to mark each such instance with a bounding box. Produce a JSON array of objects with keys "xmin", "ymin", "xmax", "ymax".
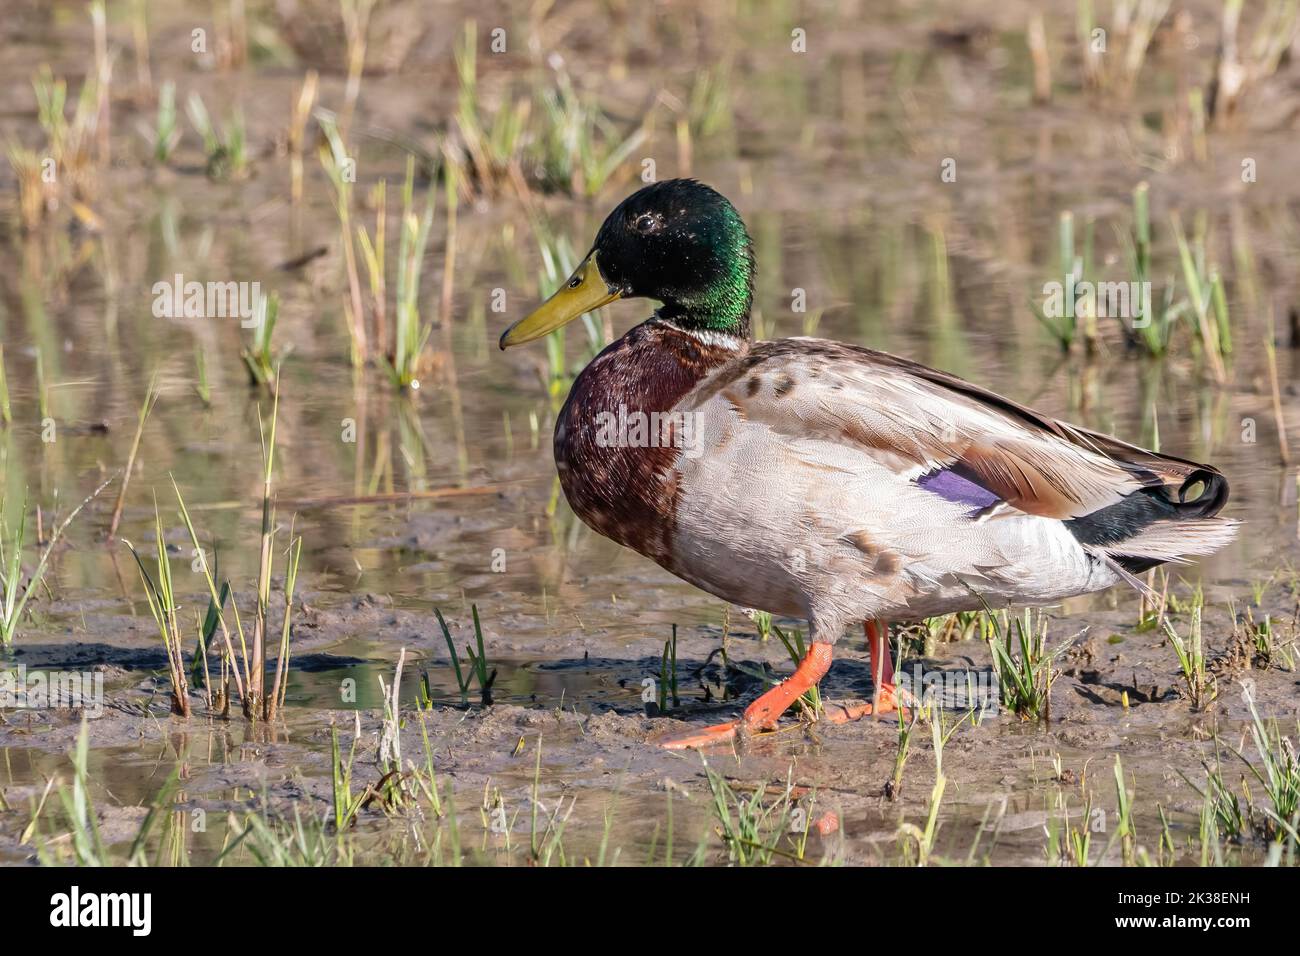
[{"xmin": 501, "ymin": 179, "xmax": 1237, "ymax": 749}]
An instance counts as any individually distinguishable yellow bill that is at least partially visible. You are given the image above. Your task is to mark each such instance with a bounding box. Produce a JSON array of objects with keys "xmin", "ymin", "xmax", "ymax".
[{"xmin": 499, "ymin": 253, "xmax": 622, "ymax": 349}]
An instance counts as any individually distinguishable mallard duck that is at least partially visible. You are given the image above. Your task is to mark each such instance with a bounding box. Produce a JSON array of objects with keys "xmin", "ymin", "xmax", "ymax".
[{"xmin": 500, "ymin": 179, "xmax": 1238, "ymax": 749}]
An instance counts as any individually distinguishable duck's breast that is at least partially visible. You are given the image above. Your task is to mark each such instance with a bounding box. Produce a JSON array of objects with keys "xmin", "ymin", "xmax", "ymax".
[{"xmin": 554, "ymin": 321, "xmax": 744, "ymax": 566}]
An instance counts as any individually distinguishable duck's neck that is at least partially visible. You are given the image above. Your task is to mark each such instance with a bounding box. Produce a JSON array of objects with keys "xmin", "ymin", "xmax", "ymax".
[
  {"xmin": 660, "ymin": 303, "xmax": 754, "ymax": 343},
  {"xmin": 658, "ymin": 219, "xmax": 755, "ymax": 340},
  {"xmin": 655, "ymin": 312, "xmax": 750, "ymax": 351}
]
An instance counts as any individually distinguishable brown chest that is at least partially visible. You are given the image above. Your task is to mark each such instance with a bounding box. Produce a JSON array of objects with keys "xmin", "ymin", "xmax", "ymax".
[{"xmin": 554, "ymin": 322, "xmax": 741, "ymax": 566}]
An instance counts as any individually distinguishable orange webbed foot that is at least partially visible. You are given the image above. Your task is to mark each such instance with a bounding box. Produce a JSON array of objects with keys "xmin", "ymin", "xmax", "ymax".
[
  {"xmin": 823, "ymin": 683, "xmax": 914, "ymax": 723},
  {"xmin": 656, "ymin": 720, "xmax": 741, "ymax": 750},
  {"xmin": 657, "ymin": 643, "xmax": 834, "ymax": 749}
]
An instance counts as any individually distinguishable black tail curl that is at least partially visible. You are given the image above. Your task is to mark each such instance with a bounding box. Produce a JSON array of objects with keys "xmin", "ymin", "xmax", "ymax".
[
  {"xmin": 1064, "ymin": 466, "xmax": 1230, "ymax": 565},
  {"xmin": 1174, "ymin": 468, "xmax": 1228, "ymax": 518}
]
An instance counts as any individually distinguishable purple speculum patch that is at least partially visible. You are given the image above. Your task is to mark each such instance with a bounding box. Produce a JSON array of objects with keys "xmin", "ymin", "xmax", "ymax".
[{"xmin": 915, "ymin": 466, "xmax": 1001, "ymax": 513}]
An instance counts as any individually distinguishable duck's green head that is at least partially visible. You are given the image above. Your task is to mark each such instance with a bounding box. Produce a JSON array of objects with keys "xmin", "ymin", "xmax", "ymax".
[{"xmin": 499, "ymin": 179, "xmax": 754, "ymax": 349}]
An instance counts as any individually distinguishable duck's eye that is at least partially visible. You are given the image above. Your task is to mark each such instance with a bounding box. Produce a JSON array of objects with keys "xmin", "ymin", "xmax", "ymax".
[{"xmin": 634, "ymin": 213, "xmax": 660, "ymax": 234}]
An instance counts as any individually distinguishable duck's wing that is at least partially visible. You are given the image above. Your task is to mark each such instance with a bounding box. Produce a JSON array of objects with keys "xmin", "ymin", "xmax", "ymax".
[{"xmin": 686, "ymin": 337, "xmax": 1234, "ymax": 571}]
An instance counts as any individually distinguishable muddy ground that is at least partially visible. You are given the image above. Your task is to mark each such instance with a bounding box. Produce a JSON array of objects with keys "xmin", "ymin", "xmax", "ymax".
[{"xmin": 2, "ymin": 570, "xmax": 1297, "ymax": 864}]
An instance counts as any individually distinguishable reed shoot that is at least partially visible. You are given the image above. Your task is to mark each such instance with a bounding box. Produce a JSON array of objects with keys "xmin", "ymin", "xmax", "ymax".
[
  {"xmin": 122, "ymin": 500, "xmax": 192, "ymax": 716},
  {"xmin": 987, "ymin": 609, "xmax": 1065, "ymax": 721},
  {"xmin": 241, "ymin": 292, "xmax": 281, "ymax": 389},
  {"xmin": 141, "ymin": 79, "xmax": 181, "ymax": 163},
  {"xmin": 186, "ymin": 92, "xmax": 248, "ymax": 180},
  {"xmin": 382, "ymin": 158, "xmax": 434, "ymax": 389},
  {"xmin": 1164, "ymin": 603, "xmax": 1217, "ymax": 711},
  {"xmin": 108, "ymin": 370, "xmax": 160, "ymax": 538},
  {"xmin": 1, "ymin": 477, "xmax": 114, "ymax": 647}
]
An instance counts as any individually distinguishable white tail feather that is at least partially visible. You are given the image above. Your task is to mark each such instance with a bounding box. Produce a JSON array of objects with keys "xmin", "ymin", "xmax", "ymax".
[
  {"xmin": 1101, "ymin": 556, "xmax": 1158, "ymax": 598},
  {"xmin": 1096, "ymin": 518, "xmax": 1240, "ymax": 563}
]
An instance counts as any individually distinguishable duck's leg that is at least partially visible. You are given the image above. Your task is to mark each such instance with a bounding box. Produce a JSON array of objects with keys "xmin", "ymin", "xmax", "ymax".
[
  {"xmin": 658, "ymin": 643, "xmax": 833, "ymax": 750},
  {"xmin": 823, "ymin": 619, "xmax": 909, "ymax": 722}
]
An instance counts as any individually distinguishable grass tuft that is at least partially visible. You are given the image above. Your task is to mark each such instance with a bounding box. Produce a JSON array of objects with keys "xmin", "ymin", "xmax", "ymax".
[
  {"xmin": 1163, "ymin": 601, "xmax": 1217, "ymax": 711},
  {"xmin": 380, "ymin": 158, "xmax": 435, "ymax": 389},
  {"xmin": 185, "ymin": 92, "xmax": 248, "ymax": 181},
  {"xmin": 139, "ymin": 79, "xmax": 181, "ymax": 163},
  {"xmin": 122, "ymin": 498, "xmax": 192, "ymax": 717},
  {"xmin": 701, "ymin": 760, "xmax": 811, "ymax": 866},
  {"xmin": 435, "ymin": 605, "xmax": 495, "ymax": 707},
  {"xmin": 168, "ymin": 392, "xmax": 300, "ymax": 721},
  {"xmin": 240, "ymin": 292, "xmax": 282, "ymax": 390},
  {"xmin": 1, "ymin": 478, "xmax": 114, "ymax": 647},
  {"xmin": 987, "ymin": 609, "xmax": 1067, "ymax": 721}
]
